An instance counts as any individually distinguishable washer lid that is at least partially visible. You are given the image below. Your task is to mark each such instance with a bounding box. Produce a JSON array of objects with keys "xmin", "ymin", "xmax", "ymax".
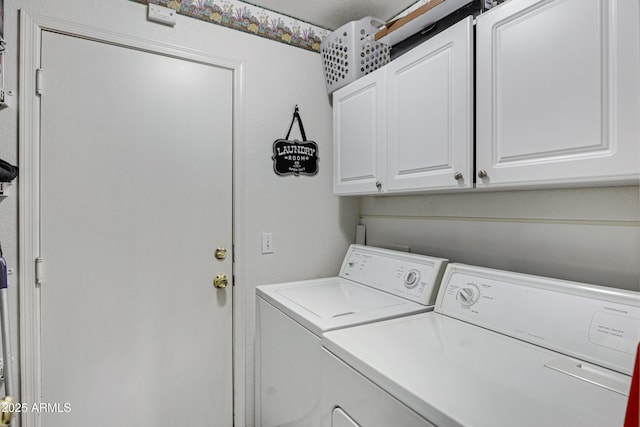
[
  {"xmin": 323, "ymin": 312, "xmax": 631, "ymax": 427},
  {"xmin": 257, "ymin": 277, "xmax": 430, "ymax": 336}
]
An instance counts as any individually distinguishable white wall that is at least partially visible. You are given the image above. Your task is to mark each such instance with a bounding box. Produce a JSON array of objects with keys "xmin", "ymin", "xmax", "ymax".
[
  {"xmin": 360, "ymin": 186, "xmax": 640, "ymax": 291},
  {"xmin": 0, "ymin": 1, "xmax": 359, "ymax": 426}
]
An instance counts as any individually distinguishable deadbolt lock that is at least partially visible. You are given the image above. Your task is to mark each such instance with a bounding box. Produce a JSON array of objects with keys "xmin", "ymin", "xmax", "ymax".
[
  {"xmin": 214, "ymin": 247, "xmax": 227, "ymax": 260},
  {"xmin": 213, "ymin": 273, "xmax": 228, "ymax": 289}
]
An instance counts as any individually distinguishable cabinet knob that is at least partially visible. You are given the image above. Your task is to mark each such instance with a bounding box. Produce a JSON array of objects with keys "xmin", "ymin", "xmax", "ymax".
[
  {"xmin": 375, "ymin": 180, "xmax": 382, "ymax": 189},
  {"xmin": 477, "ymin": 170, "xmax": 488, "ymax": 179},
  {"xmin": 454, "ymin": 172, "xmax": 463, "ymax": 181}
]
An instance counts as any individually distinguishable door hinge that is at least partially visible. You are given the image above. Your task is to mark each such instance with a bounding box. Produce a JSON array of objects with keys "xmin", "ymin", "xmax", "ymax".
[
  {"xmin": 35, "ymin": 257, "xmax": 43, "ymax": 287},
  {"xmin": 35, "ymin": 69, "xmax": 43, "ymax": 96}
]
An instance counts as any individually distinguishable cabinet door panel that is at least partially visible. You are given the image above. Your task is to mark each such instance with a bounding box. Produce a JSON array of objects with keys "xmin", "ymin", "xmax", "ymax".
[
  {"xmin": 476, "ymin": 0, "xmax": 640, "ymax": 187},
  {"xmin": 333, "ymin": 70, "xmax": 386, "ymax": 195},
  {"xmin": 396, "ymin": 50, "xmax": 451, "ymax": 170},
  {"xmin": 387, "ymin": 17, "xmax": 474, "ymax": 192}
]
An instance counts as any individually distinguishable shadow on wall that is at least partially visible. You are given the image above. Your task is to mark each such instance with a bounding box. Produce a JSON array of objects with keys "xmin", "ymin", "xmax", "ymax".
[{"xmin": 362, "ymin": 216, "xmax": 640, "ymax": 291}]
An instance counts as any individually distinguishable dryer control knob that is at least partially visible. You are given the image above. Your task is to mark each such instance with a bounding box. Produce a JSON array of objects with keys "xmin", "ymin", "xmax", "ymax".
[
  {"xmin": 458, "ymin": 285, "xmax": 480, "ymax": 306},
  {"xmin": 404, "ymin": 269, "xmax": 421, "ymax": 289}
]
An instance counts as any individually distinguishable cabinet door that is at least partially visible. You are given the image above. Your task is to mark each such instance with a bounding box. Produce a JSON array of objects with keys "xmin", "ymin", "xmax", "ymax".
[
  {"xmin": 476, "ymin": 0, "xmax": 640, "ymax": 188},
  {"xmin": 386, "ymin": 17, "xmax": 474, "ymax": 192},
  {"xmin": 333, "ymin": 69, "xmax": 386, "ymax": 195}
]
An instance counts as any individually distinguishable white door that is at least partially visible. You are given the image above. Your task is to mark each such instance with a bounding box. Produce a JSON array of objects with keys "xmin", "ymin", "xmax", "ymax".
[
  {"xmin": 333, "ymin": 69, "xmax": 387, "ymax": 195},
  {"xmin": 475, "ymin": 0, "xmax": 640, "ymax": 188},
  {"xmin": 38, "ymin": 30, "xmax": 233, "ymax": 426},
  {"xmin": 386, "ymin": 16, "xmax": 473, "ymax": 192}
]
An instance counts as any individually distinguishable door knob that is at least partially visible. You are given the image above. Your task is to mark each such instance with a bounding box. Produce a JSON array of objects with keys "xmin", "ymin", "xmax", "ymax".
[
  {"xmin": 454, "ymin": 172, "xmax": 463, "ymax": 181},
  {"xmin": 213, "ymin": 274, "xmax": 228, "ymax": 289},
  {"xmin": 477, "ymin": 170, "xmax": 488, "ymax": 179}
]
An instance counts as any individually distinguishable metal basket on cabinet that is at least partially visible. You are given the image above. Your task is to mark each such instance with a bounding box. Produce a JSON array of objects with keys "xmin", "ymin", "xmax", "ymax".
[{"xmin": 321, "ymin": 16, "xmax": 391, "ymax": 94}]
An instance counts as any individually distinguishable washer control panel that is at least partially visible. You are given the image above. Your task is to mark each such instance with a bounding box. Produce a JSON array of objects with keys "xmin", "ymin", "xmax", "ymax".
[
  {"xmin": 457, "ymin": 284, "xmax": 480, "ymax": 306},
  {"xmin": 339, "ymin": 245, "xmax": 448, "ymax": 305},
  {"xmin": 437, "ymin": 263, "xmax": 640, "ymax": 376}
]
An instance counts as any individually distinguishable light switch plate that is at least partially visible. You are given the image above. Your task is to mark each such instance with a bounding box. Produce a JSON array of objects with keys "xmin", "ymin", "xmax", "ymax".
[{"xmin": 261, "ymin": 232, "xmax": 274, "ymax": 254}]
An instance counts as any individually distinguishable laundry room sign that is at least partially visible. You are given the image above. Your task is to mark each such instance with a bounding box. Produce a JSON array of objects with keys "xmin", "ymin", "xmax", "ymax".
[{"xmin": 272, "ymin": 106, "xmax": 319, "ymax": 177}]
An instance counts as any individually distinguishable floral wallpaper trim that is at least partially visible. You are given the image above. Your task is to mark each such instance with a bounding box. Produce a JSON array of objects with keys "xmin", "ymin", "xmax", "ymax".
[{"xmin": 131, "ymin": 0, "xmax": 331, "ymax": 53}]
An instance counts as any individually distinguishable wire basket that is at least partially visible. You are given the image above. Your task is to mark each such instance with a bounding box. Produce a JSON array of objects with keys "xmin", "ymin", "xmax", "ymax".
[{"xmin": 321, "ymin": 17, "xmax": 391, "ymax": 94}]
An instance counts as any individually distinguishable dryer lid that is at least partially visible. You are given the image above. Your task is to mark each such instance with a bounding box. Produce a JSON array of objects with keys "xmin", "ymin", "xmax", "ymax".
[
  {"xmin": 257, "ymin": 277, "xmax": 431, "ymax": 335},
  {"xmin": 276, "ymin": 280, "xmax": 404, "ymax": 318}
]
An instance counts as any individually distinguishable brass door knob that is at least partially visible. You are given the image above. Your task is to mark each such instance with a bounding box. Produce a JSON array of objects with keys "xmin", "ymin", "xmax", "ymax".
[{"xmin": 213, "ymin": 273, "xmax": 228, "ymax": 289}]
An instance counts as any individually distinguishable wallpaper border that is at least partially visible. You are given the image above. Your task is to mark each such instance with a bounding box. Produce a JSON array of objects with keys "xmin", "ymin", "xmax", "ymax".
[{"xmin": 131, "ymin": 0, "xmax": 331, "ymax": 53}]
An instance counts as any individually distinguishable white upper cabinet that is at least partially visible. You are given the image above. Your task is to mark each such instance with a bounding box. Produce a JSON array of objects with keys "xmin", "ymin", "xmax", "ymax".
[
  {"xmin": 476, "ymin": 0, "xmax": 640, "ymax": 188},
  {"xmin": 333, "ymin": 17, "xmax": 474, "ymax": 195},
  {"xmin": 333, "ymin": 68, "xmax": 386, "ymax": 195},
  {"xmin": 333, "ymin": 0, "xmax": 639, "ymax": 195},
  {"xmin": 386, "ymin": 16, "xmax": 474, "ymax": 192}
]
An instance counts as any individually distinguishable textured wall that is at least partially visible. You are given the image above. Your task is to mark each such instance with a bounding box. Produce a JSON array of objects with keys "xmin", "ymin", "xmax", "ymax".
[
  {"xmin": 0, "ymin": 1, "xmax": 359, "ymax": 426},
  {"xmin": 360, "ymin": 186, "xmax": 640, "ymax": 291}
]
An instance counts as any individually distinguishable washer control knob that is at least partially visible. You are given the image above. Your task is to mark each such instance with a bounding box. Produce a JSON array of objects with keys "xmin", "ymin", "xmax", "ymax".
[
  {"xmin": 457, "ymin": 285, "xmax": 480, "ymax": 306},
  {"xmin": 404, "ymin": 269, "xmax": 421, "ymax": 289}
]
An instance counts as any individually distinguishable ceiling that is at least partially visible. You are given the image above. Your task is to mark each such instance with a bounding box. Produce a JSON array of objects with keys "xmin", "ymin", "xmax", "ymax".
[{"xmin": 239, "ymin": 0, "xmax": 419, "ymax": 30}]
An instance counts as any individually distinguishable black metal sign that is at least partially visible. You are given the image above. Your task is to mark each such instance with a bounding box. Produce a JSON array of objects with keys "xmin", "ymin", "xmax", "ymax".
[
  {"xmin": 272, "ymin": 106, "xmax": 319, "ymax": 177},
  {"xmin": 272, "ymin": 139, "xmax": 319, "ymax": 176}
]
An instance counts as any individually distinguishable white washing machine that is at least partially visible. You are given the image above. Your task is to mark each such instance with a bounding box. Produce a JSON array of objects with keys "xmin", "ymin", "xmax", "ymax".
[
  {"xmin": 255, "ymin": 244, "xmax": 448, "ymax": 427},
  {"xmin": 321, "ymin": 263, "xmax": 640, "ymax": 426}
]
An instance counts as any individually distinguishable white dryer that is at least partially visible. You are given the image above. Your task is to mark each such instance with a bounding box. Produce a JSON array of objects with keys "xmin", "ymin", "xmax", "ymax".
[
  {"xmin": 255, "ymin": 244, "xmax": 448, "ymax": 427},
  {"xmin": 322, "ymin": 263, "xmax": 640, "ymax": 427}
]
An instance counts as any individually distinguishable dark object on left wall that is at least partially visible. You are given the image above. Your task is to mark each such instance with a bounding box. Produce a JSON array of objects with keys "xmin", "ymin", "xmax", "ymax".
[{"xmin": 0, "ymin": 159, "xmax": 17, "ymax": 182}]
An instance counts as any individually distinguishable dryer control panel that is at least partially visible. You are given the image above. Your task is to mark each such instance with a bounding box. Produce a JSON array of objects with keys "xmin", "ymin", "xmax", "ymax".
[{"xmin": 339, "ymin": 245, "xmax": 448, "ymax": 306}]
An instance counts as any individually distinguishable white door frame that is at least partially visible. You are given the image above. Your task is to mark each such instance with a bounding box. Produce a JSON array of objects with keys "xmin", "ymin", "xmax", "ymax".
[{"xmin": 18, "ymin": 11, "xmax": 247, "ymax": 426}]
